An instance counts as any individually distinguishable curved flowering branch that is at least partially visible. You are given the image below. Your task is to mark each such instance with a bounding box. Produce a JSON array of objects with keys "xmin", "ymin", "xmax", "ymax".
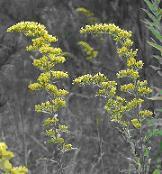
[{"xmin": 7, "ymin": 22, "xmax": 72, "ymax": 153}]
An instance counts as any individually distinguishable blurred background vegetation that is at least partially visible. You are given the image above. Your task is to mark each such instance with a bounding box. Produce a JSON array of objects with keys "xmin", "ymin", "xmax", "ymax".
[{"xmin": 0, "ymin": 0, "xmax": 162, "ymax": 173}]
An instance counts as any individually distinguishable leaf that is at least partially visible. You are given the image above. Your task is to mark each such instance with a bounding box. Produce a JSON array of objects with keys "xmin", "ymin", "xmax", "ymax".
[
  {"xmin": 153, "ymin": 169, "xmax": 161, "ymax": 174},
  {"xmin": 152, "ymin": 55, "xmax": 162, "ymax": 62},
  {"xmin": 149, "ymin": 27, "xmax": 162, "ymax": 42},
  {"xmin": 144, "ymin": 0, "xmax": 157, "ymax": 14},
  {"xmin": 143, "ymin": 19, "xmax": 156, "ymax": 28},
  {"xmin": 149, "ymin": 65, "xmax": 160, "ymax": 71},
  {"xmin": 148, "ymin": 41, "xmax": 162, "ymax": 54},
  {"xmin": 143, "ymin": 8, "xmax": 161, "ymax": 27},
  {"xmin": 148, "ymin": 96, "xmax": 162, "ymax": 100},
  {"xmin": 143, "ymin": 9, "xmax": 157, "ymax": 22}
]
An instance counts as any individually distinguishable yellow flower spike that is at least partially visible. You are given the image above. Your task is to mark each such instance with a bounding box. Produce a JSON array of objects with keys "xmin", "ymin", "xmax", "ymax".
[
  {"xmin": 127, "ymin": 57, "xmax": 137, "ymax": 67},
  {"xmin": 126, "ymin": 98, "xmax": 144, "ymax": 111},
  {"xmin": 120, "ymin": 83, "xmax": 135, "ymax": 92},
  {"xmin": 138, "ymin": 87, "xmax": 152, "ymax": 95},
  {"xmin": 117, "ymin": 69, "xmax": 139, "ymax": 79},
  {"xmin": 131, "ymin": 119, "xmax": 142, "ymax": 129},
  {"xmin": 0, "ymin": 159, "xmax": 13, "ymax": 171},
  {"xmin": 50, "ymin": 71, "xmax": 69, "ymax": 79},
  {"xmin": 11, "ymin": 166, "xmax": 28, "ymax": 174},
  {"xmin": 28, "ymin": 83, "xmax": 42, "ymax": 91},
  {"xmin": 0, "ymin": 142, "xmax": 7, "ymax": 151},
  {"xmin": 123, "ymin": 39, "xmax": 133, "ymax": 47},
  {"xmin": 39, "ymin": 45, "xmax": 62, "ymax": 55},
  {"xmin": 63, "ymin": 143, "xmax": 73, "ymax": 152},
  {"xmin": 43, "ymin": 117, "xmax": 59, "ymax": 127},
  {"xmin": 117, "ymin": 47, "xmax": 129, "ymax": 57},
  {"xmin": 135, "ymin": 60, "xmax": 144, "ymax": 69},
  {"xmin": 73, "ymin": 73, "xmax": 108, "ymax": 86},
  {"xmin": 0, "ymin": 142, "xmax": 14, "ymax": 160},
  {"xmin": 7, "ymin": 21, "xmax": 47, "ymax": 37},
  {"xmin": 139, "ymin": 110, "xmax": 153, "ymax": 117}
]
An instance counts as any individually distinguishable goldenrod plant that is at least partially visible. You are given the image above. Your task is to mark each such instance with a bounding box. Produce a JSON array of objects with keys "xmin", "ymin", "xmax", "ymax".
[
  {"xmin": 74, "ymin": 23, "xmax": 153, "ymax": 174},
  {"xmin": 7, "ymin": 22, "xmax": 72, "ymax": 153},
  {"xmin": 0, "ymin": 142, "xmax": 28, "ymax": 174}
]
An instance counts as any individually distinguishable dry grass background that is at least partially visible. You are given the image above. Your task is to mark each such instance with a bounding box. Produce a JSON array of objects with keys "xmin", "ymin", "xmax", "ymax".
[{"xmin": 0, "ymin": 0, "xmax": 161, "ymax": 173}]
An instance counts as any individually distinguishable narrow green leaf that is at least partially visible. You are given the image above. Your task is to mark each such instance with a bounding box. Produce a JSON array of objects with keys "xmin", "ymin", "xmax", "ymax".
[
  {"xmin": 149, "ymin": 65, "xmax": 160, "ymax": 71},
  {"xmin": 143, "ymin": 9, "xmax": 158, "ymax": 22},
  {"xmin": 143, "ymin": 19, "xmax": 155, "ymax": 28},
  {"xmin": 152, "ymin": 55, "xmax": 162, "ymax": 61},
  {"xmin": 149, "ymin": 27, "xmax": 162, "ymax": 42},
  {"xmin": 148, "ymin": 41, "xmax": 162, "ymax": 54},
  {"xmin": 144, "ymin": 0, "xmax": 157, "ymax": 14}
]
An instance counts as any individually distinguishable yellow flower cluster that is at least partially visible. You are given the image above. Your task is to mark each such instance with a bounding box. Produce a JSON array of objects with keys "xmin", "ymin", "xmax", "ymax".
[
  {"xmin": 127, "ymin": 58, "xmax": 143, "ymax": 69},
  {"xmin": 131, "ymin": 119, "xmax": 141, "ymax": 129},
  {"xmin": 39, "ymin": 46, "xmax": 62, "ymax": 54},
  {"xmin": 126, "ymin": 98, "xmax": 144, "ymax": 111},
  {"xmin": 105, "ymin": 96, "xmax": 145, "ymax": 127},
  {"xmin": 35, "ymin": 98, "xmax": 66, "ymax": 113},
  {"xmin": 33, "ymin": 55, "xmax": 65, "ymax": 71},
  {"xmin": 74, "ymin": 72, "xmax": 108, "ymax": 86},
  {"xmin": 7, "ymin": 22, "xmax": 72, "ymax": 151},
  {"xmin": 43, "ymin": 117, "xmax": 59, "ymax": 127},
  {"xmin": 137, "ymin": 80, "xmax": 152, "ymax": 95},
  {"xmin": 0, "ymin": 142, "xmax": 28, "ymax": 174},
  {"xmin": 37, "ymin": 71, "xmax": 68, "ymax": 86},
  {"xmin": 98, "ymin": 81, "xmax": 117, "ymax": 97},
  {"xmin": 120, "ymin": 83, "xmax": 135, "ymax": 92},
  {"xmin": 105, "ymin": 96, "xmax": 128, "ymax": 126},
  {"xmin": 45, "ymin": 84, "xmax": 69, "ymax": 97},
  {"xmin": 28, "ymin": 83, "xmax": 42, "ymax": 91},
  {"xmin": 117, "ymin": 69, "xmax": 139, "ymax": 79},
  {"xmin": 45, "ymin": 124, "xmax": 72, "ymax": 152},
  {"xmin": 78, "ymin": 41, "xmax": 98, "ymax": 60},
  {"xmin": 7, "ymin": 21, "xmax": 56, "ymax": 40},
  {"xmin": 139, "ymin": 110, "xmax": 153, "ymax": 117}
]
